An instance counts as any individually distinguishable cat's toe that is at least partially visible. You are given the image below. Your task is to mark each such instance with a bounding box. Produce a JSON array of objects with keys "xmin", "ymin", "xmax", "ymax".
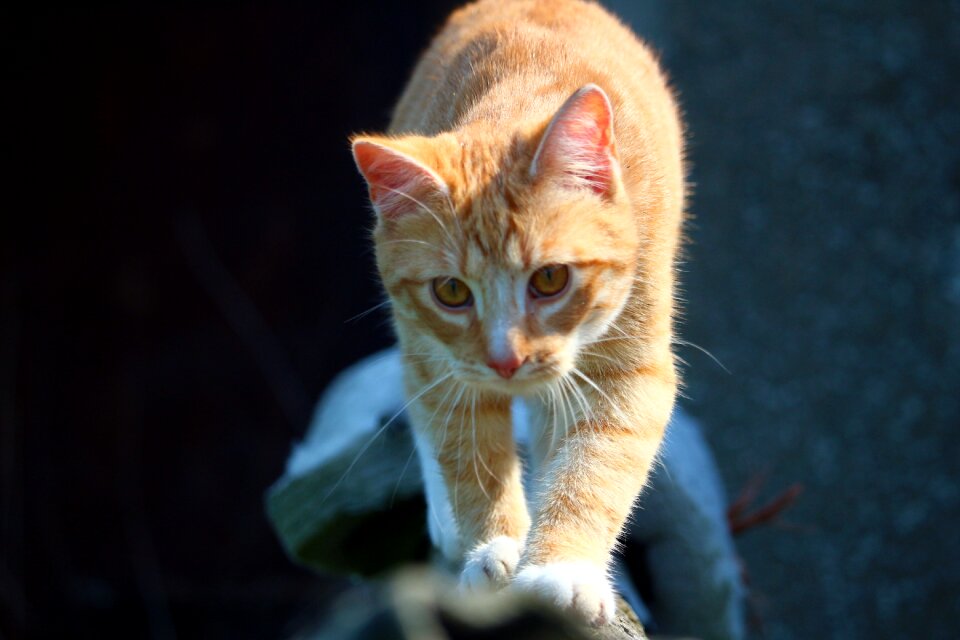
[
  {"xmin": 459, "ymin": 536, "xmax": 522, "ymax": 592},
  {"xmin": 513, "ymin": 562, "xmax": 616, "ymax": 627}
]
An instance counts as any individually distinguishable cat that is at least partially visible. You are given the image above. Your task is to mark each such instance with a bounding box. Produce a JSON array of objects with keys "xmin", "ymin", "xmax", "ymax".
[{"xmin": 350, "ymin": 0, "xmax": 684, "ymax": 627}]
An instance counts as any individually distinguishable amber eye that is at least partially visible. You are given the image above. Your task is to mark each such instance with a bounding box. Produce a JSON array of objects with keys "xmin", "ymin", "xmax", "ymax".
[
  {"xmin": 432, "ymin": 277, "xmax": 473, "ymax": 309},
  {"xmin": 529, "ymin": 264, "xmax": 570, "ymax": 298}
]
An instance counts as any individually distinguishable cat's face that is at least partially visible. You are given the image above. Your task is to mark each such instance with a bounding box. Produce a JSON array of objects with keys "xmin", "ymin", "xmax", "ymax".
[
  {"xmin": 355, "ymin": 86, "xmax": 636, "ymax": 394},
  {"xmin": 383, "ymin": 188, "xmax": 636, "ymax": 395}
]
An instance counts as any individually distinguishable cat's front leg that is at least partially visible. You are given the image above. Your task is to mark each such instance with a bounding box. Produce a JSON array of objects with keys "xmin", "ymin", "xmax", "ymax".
[
  {"xmin": 516, "ymin": 368, "xmax": 675, "ymax": 626},
  {"xmin": 410, "ymin": 389, "xmax": 530, "ymax": 591},
  {"xmin": 411, "ymin": 428, "xmax": 462, "ymax": 563}
]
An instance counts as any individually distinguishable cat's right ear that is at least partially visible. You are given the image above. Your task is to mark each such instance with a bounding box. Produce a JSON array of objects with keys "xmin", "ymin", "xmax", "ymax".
[
  {"xmin": 530, "ymin": 84, "xmax": 620, "ymax": 197},
  {"xmin": 351, "ymin": 138, "xmax": 449, "ymax": 220}
]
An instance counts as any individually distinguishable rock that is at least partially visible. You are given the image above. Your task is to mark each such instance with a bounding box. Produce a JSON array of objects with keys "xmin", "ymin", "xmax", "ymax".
[
  {"xmin": 267, "ymin": 348, "xmax": 742, "ymax": 638},
  {"xmin": 291, "ymin": 567, "xmax": 648, "ymax": 640}
]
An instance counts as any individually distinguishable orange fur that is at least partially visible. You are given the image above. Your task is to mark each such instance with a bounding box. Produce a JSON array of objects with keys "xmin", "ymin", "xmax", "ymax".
[{"xmin": 351, "ymin": 0, "xmax": 684, "ymax": 625}]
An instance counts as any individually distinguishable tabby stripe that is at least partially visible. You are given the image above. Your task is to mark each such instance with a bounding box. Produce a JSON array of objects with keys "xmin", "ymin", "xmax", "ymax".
[
  {"xmin": 591, "ymin": 362, "xmax": 674, "ymax": 382},
  {"xmin": 570, "ymin": 258, "xmax": 632, "ymax": 271}
]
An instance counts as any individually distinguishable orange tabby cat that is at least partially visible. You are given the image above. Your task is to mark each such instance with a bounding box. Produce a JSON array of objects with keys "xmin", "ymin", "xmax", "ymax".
[{"xmin": 351, "ymin": 0, "xmax": 683, "ymax": 626}]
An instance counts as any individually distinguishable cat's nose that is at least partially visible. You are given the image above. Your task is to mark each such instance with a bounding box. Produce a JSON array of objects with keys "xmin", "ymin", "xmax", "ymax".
[{"xmin": 486, "ymin": 353, "xmax": 526, "ymax": 379}]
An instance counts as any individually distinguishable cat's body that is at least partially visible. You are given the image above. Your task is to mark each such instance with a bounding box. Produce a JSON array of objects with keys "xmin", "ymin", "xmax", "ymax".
[{"xmin": 351, "ymin": 0, "xmax": 684, "ymax": 626}]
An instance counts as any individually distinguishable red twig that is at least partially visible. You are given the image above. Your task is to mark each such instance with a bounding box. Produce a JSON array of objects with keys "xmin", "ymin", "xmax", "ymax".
[
  {"xmin": 726, "ymin": 468, "xmax": 770, "ymax": 523},
  {"xmin": 727, "ymin": 472, "xmax": 804, "ymax": 536}
]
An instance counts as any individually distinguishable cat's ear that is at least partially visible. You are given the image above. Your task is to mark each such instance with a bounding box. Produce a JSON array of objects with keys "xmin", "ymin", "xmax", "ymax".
[
  {"xmin": 351, "ymin": 137, "xmax": 449, "ymax": 220},
  {"xmin": 530, "ymin": 84, "xmax": 620, "ymax": 197}
]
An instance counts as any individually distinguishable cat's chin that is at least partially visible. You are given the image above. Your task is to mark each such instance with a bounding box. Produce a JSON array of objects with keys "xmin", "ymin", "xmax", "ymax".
[{"xmin": 459, "ymin": 371, "xmax": 564, "ymax": 397}]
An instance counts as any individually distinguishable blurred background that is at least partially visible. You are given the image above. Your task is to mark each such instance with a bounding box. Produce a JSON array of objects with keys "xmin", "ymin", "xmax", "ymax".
[{"xmin": 5, "ymin": 1, "xmax": 959, "ymax": 638}]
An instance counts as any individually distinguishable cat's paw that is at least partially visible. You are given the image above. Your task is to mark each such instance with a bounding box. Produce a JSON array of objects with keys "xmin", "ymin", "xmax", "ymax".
[
  {"xmin": 459, "ymin": 536, "xmax": 522, "ymax": 592},
  {"xmin": 513, "ymin": 562, "xmax": 616, "ymax": 627}
]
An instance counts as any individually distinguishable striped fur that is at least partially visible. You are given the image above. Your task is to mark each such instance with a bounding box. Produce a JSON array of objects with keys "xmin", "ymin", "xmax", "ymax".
[{"xmin": 351, "ymin": 0, "xmax": 684, "ymax": 626}]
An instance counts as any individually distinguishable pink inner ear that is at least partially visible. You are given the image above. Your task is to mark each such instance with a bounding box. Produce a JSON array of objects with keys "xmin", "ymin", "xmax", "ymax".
[
  {"xmin": 532, "ymin": 84, "xmax": 618, "ymax": 196},
  {"xmin": 352, "ymin": 140, "xmax": 446, "ymax": 219}
]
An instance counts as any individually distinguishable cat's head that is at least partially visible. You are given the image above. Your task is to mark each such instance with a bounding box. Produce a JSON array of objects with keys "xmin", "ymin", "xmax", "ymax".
[{"xmin": 352, "ymin": 85, "xmax": 638, "ymax": 395}]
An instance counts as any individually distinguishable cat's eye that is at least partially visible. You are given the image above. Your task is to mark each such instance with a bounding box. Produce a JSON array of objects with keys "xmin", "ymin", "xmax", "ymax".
[
  {"xmin": 432, "ymin": 277, "xmax": 473, "ymax": 309},
  {"xmin": 529, "ymin": 264, "xmax": 570, "ymax": 298}
]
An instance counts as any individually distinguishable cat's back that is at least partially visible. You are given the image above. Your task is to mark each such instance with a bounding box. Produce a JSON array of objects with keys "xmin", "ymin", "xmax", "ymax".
[
  {"xmin": 391, "ymin": 0, "xmax": 674, "ymax": 131},
  {"xmin": 390, "ymin": 0, "xmax": 683, "ymax": 214}
]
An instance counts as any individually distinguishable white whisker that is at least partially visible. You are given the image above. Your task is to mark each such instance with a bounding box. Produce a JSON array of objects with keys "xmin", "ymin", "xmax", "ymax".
[
  {"xmin": 579, "ymin": 349, "xmax": 621, "ymax": 367},
  {"xmin": 562, "ymin": 374, "xmax": 596, "ymax": 439},
  {"xmin": 470, "ymin": 389, "xmax": 492, "ymax": 501},
  {"xmin": 571, "ymin": 366, "xmax": 630, "ymax": 426},
  {"xmin": 556, "ymin": 375, "xmax": 578, "ymax": 437},
  {"xmin": 587, "ymin": 329, "xmax": 730, "ymax": 375},
  {"xmin": 582, "ymin": 335, "xmax": 638, "ymax": 346},
  {"xmin": 547, "ymin": 384, "xmax": 560, "ymax": 454},
  {"xmin": 430, "ymin": 378, "xmax": 466, "ymax": 538},
  {"xmin": 396, "ymin": 376, "xmax": 461, "ymax": 526},
  {"xmin": 557, "ymin": 375, "xmax": 589, "ymax": 466},
  {"xmin": 380, "ymin": 185, "xmax": 458, "ymax": 251},
  {"xmin": 344, "ymin": 299, "xmax": 391, "ymax": 323},
  {"xmin": 474, "ymin": 390, "xmax": 500, "ymax": 485},
  {"xmin": 390, "ymin": 446, "xmax": 419, "ymax": 508},
  {"xmin": 452, "ymin": 383, "xmax": 470, "ymax": 521},
  {"xmin": 672, "ymin": 338, "xmax": 731, "ymax": 374},
  {"xmin": 380, "ymin": 238, "xmax": 444, "ymax": 250},
  {"xmin": 321, "ymin": 370, "xmax": 453, "ymax": 503}
]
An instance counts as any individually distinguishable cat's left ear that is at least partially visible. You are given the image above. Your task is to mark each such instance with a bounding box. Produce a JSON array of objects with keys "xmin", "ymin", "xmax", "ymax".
[
  {"xmin": 351, "ymin": 137, "xmax": 449, "ymax": 220},
  {"xmin": 530, "ymin": 84, "xmax": 620, "ymax": 197}
]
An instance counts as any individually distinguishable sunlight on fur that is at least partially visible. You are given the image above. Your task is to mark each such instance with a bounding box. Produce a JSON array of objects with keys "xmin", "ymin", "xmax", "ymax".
[{"xmin": 350, "ymin": 0, "xmax": 684, "ymax": 627}]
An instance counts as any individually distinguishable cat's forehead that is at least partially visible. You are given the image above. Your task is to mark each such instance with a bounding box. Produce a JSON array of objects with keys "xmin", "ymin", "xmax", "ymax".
[
  {"xmin": 459, "ymin": 219, "xmax": 528, "ymax": 276},
  {"xmin": 452, "ymin": 189, "xmax": 607, "ymax": 276},
  {"xmin": 447, "ymin": 172, "xmax": 527, "ymax": 270},
  {"xmin": 430, "ymin": 132, "xmax": 632, "ymax": 276}
]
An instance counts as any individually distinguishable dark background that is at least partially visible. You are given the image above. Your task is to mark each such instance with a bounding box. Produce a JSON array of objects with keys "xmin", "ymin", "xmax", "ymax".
[{"xmin": 5, "ymin": 1, "xmax": 959, "ymax": 638}]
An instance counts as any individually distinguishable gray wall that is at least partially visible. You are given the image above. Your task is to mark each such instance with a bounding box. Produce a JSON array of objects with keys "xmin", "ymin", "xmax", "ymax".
[{"xmin": 607, "ymin": 1, "xmax": 960, "ymax": 638}]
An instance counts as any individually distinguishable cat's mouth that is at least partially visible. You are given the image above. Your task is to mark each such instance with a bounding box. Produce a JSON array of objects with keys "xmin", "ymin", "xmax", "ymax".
[{"xmin": 455, "ymin": 362, "xmax": 566, "ymax": 395}]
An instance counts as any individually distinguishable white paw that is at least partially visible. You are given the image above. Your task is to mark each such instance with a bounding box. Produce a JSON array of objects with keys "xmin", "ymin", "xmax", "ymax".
[
  {"xmin": 459, "ymin": 536, "xmax": 522, "ymax": 592},
  {"xmin": 513, "ymin": 562, "xmax": 616, "ymax": 627}
]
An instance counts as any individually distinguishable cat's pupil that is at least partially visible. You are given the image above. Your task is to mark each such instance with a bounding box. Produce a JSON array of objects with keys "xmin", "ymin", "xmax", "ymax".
[
  {"xmin": 433, "ymin": 276, "xmax": 472, "ymax": 308},
  {"xmin": 531, "ymin": 264, "xmax": 569, "ymax": 298}
]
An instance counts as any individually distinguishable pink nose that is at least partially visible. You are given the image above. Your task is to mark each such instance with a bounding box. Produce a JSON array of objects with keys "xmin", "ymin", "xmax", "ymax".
[{"xmin": 486, "ymin": 354, "xmax": 525, "ymax": 379}]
